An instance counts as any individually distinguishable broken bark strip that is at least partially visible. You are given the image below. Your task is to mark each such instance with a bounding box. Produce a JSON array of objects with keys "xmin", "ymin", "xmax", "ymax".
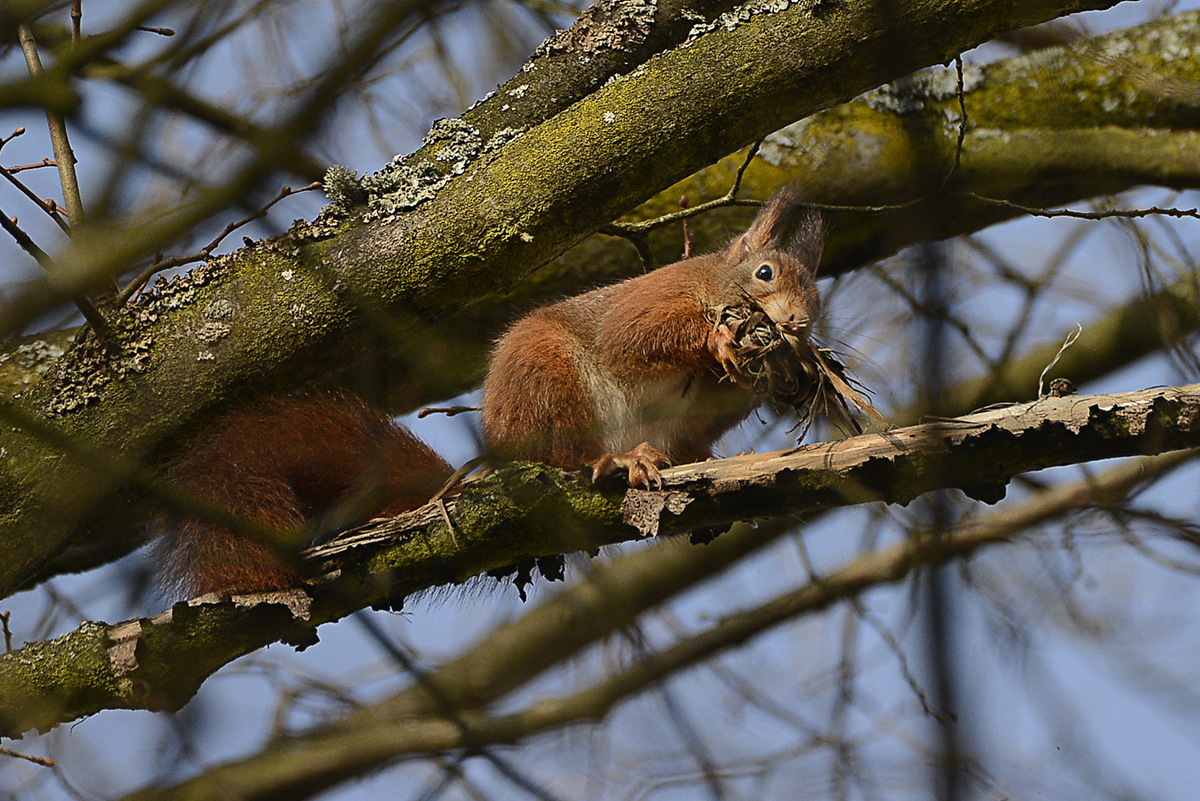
[{"xmin": 2, "ymin": 382, "xmax": 1198, "ymax": 738}]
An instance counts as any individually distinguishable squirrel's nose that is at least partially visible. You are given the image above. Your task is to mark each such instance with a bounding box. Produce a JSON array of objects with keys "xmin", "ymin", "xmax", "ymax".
[{"xmin": 778, "ymin": 319, "xmax": 811, "ymax": 338}]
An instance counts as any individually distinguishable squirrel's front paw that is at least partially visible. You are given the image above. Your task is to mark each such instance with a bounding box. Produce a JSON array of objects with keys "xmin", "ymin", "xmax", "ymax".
[
  {"xmin": 707, "ymin": 323, "xmax": 751, "ymax": 388},
  {"xmin": 589, "ymin": 442, "xmax": 672, "ymax": 489}
]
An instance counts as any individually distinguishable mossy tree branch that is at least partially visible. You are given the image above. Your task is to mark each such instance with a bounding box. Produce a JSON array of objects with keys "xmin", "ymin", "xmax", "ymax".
[
  {"xmin": 29, "ymin": 258, "xmax": 1200, "ymax": 587},
  {"xmin": 0, "ymin": 0, "xmax": 1145, "ymax": 600},
  {"xmin": 3, "ymin": 12, "xmax": 1196, "ymax": 417},
  {"xmin": 123, "ymin": 448, "xmax": 1194, "ymax": 801},
  {"xmin": 376, "ymin": 3, "xmax": 1200, "ymax": 411},
  {"xmin": 3, "ymin": 381, "xmax": 1199, "ymax": 739}
]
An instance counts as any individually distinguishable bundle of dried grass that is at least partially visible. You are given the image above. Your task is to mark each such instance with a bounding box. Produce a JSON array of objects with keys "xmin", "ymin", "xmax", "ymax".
[{"xmin": 708, "ymin": 303, "xmax": 888, "ymax": 439}]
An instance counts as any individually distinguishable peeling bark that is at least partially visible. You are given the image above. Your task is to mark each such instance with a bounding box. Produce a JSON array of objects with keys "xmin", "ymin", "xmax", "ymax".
[{"xmin": 3, "ymin": 381, "xmax": 1198, "ymax": 738}]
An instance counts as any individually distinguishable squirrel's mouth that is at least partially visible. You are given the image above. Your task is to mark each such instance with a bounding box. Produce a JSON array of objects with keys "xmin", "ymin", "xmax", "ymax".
[{"xmin": 778, "ymin": 320, "xmax": 811, "ymax": 339}]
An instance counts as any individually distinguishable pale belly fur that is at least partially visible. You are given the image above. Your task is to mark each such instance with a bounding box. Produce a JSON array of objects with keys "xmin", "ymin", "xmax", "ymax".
[{"xmin": 576, "ymin": 359, "xmax": 702, "ymax": 456}]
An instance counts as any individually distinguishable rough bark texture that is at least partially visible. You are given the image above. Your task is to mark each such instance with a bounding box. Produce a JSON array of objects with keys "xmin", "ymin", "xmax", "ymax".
[
  {"xmin": 5, "ymin": 9, "xmax": 1195, "ymax": 419},
  {"xmin": 111, "ymin": 449, "xmax": 1194, "ymax": 801},
  {"xmin": 0, "ymin": 0, "xmax": 1139, "ymax": 599},
  {"xmin": 3, "ymin": 381, "xmax": 1197, "ymax": 739}
]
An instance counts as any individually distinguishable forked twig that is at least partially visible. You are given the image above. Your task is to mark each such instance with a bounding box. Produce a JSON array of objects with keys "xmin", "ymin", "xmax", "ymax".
[
  {"xmin": 117, "ymin": 181, "xmax": 322, "ymax": 304},
  {"xmin": 0, "ymin": 166, "xmax": 70, "ymax": 232},
  {"xmin": 601, "ymin": 139, "xmax": 764, "ymax": 238},
  {"xmin": 428, "ymin": 456, "xmax": 488, "ymax": 548},
  {"xmin": 0, "ymin": 127, "xmax": 68, "ymax": 230}
]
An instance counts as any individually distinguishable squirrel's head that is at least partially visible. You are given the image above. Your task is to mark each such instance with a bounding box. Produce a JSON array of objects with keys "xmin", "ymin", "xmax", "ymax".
[{"xmin": 722, "ymin": 189, "xmax": 825, "ymax": 339}]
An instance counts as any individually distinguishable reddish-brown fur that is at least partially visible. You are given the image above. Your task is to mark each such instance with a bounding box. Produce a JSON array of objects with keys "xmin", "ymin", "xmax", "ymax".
[
  {"xmin": 481, "ymin": 307, "xmax": 603, "ymax": 466},
  {"xmin": 483, "ymin": 189, "xmax": 825, "ymax": 480},
  {"xmin": 153, "ymin": 394, "xmax": 451, "ymax": 599}
]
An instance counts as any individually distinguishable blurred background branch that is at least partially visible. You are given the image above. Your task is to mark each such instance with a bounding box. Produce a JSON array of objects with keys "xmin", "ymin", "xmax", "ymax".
[{"xmin": 2, "ymin": 1, "xmax": 1200, "ymax": 800}]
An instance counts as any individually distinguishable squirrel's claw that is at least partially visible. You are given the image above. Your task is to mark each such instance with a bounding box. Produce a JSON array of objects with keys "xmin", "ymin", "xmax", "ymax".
[
  {"xmin": 589, "ymin": 442, "xmax": 672, "ymax": 489},
  {"xmin": 708, "ymin": 323, "xmax": 752, "ymax": 388}
]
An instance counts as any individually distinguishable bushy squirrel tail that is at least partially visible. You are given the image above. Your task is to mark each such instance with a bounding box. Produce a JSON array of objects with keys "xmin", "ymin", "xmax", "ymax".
[{"xmin": 151, "ymin": 393, "xmax": 452, "ymax": 600}]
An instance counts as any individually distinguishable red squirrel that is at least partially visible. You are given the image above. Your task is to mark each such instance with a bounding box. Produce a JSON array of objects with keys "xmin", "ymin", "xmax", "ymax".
[
  {"xmin": 482, "ymin": 188, "xmax": 825, "ymax": 486},
  {"xmin": 154, "ymin": 189, "xmax": 821, "ymax": 597},
  {"xmin": 152, "ymin": 393, "xmax": 452, "ymax": 599}
]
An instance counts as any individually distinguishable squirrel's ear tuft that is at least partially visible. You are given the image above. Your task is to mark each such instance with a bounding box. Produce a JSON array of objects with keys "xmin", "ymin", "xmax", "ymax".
[{"xmin": 738, "ymin": 188, "xmax": 825, "ymax": 272}]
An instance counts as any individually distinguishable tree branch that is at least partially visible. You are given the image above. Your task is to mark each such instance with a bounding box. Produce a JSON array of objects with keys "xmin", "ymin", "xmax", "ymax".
[
  {"xmin": 3, "ymin": 10, "xmax": 1195, "ymax": 415},
  {"xmin": 0, "ymin": 0, "xmax": 1130, "ymax": 599},
  {"xmin": 116, "ymin": 447, "xmax": 1196, "ymax": 801},
  {"xmin": 3, "ymin": 381, "xmax": 1199, "ymax": 739}
]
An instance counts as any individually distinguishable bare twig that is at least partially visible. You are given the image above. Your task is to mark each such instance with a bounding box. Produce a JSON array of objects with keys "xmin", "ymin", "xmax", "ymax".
[
  {"xmin": 601, "ymin": 140, "xmax": 763, "ymax": 237},
  {"xmin": 417, "ymin": 404, "xmax": 481, "ymax": 418},
  {"xmin": 808, "ymin": 187, "xmax": 1200, "ymax": 223},
  {"xmin": 5, "ymin": 159, "xmax": 57, "ymax": 174},
  {"xmin": 0, "ymin": 610, "xmax": 10, "ymax": 653},
  {"xmin": 962, "ymin": 193, "xmax": 1200, "ymax": 222},
  {"xmin": 17, "ymin": 25, "xmax": 86, "ymax": 230},
  {"xmin": 0, "ymin": 746, "xmax": 54, "ymax": 767},
  {"xmin": 935, "ymin": 55, "xmax": 968, "ymax": 192},
  {"xmin": 116, "ymin": 181, "xmax": 322, "ymax": 304},
  {"xmin": 0, "ymin": 131, "xmax": 63, "ymax": 227},
  {"xmin": 0, "ymin": 208, "xmax": 112, "ymax": 339},
  {"xmin": 0, "ymin": 165, "xmax": 71, "ymax": 232},
  {"xmin": 71, "ymin": 0, "xmax": 81, "ymax": 45},
  {"xmin": 135, "ymin": 25, "xmax": 176, "ymax": 36},
  {"xmin": 0, "ymin": 127, "xmax": 24, "ymax": 150}
]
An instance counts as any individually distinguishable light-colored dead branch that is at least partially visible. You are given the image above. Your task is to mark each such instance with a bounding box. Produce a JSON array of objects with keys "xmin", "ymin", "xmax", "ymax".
[{"xmin": 3, "ymin": 382, "xmax": 1198, "ymax": 739}]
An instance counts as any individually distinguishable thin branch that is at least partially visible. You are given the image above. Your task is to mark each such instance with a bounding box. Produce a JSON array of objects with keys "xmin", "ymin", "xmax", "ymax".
[
  {"xmin": 116, "ymin": 181, "xmax": 322, "ymax": 304},
  {"xmin": 0, "ymin": 127, "xmax": 25, "ymax": 150},
  {"xmin": 0, "ymin": 165, "xmax": 72, "ymax": 232},
  {"xmin": 5, "ymin": 159, "xmax": 58, "ymax": 174},
  {"xmin": 71, "ymin": 0, "xmax": 82, "ymax": 45},
  {"xmin": 961, "ymin": 193, "xmax": 1200, "ymax": 221},
  {"xmin": 416, "ymin": 405, "xmax": 481, "ymax": 419},
  {"xmin": 4, "ymin": 383, "xmax": 1200, "ymax": 739},
  {"xmin": 17, "ymin": 25, "xmax": 86, "ymax": 229},
  {"xmin": 601, "ymin": 140, "xmax": 763, "ymax": 237},
  {"xmin": 0, "ymin": 125, "xmax": 70, "ymax": 230},
  {"xmin": 934, "ymin": 54, "xmax": 968, "ymax": 192},
  {"xmin": 0, "ymin": 746, "xmax": 54, "ymax": 767},
  {"xmin": 0, "ymin": 207, "xmax": 112, "ymax": 338}
]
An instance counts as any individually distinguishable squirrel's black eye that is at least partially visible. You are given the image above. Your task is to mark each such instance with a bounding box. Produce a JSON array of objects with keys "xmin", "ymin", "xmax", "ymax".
[{"xmin": 755, "ymin": 263, "xmax": 774, "ymax": 282}]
